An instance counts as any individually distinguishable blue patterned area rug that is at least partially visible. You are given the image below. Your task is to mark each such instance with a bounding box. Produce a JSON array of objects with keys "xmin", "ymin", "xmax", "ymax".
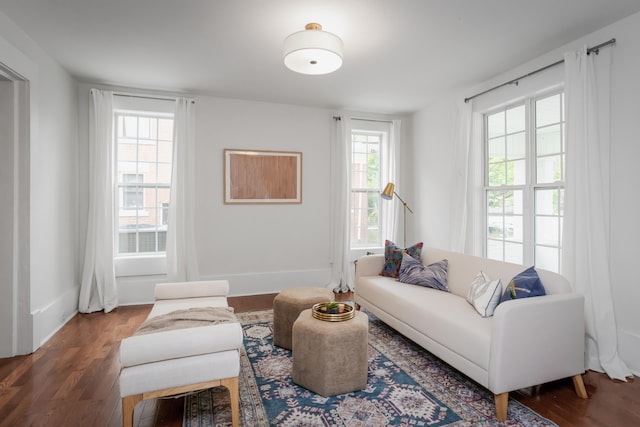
[{"xmin": 184, "ymin": 309, "xmax": 556, "ymax": 426}]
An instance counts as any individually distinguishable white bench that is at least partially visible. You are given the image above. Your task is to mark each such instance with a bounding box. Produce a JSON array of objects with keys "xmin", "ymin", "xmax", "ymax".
[{"xmin": 119, "ymin": 280, "xmax": 242, "ymax": 427}]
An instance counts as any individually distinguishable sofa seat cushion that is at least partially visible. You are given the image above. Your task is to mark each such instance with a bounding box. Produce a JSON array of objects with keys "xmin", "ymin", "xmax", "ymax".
[
  {"xmin": 149, "ymin": 296, "xmax": 229, "ymax": 318},
  {"xmin": 120, "ymin": 319, "xmax": 243, "ymax": 368},
  {"xmin": 358, "ymin": 276, "xmax": 492, "ymax": 370}
]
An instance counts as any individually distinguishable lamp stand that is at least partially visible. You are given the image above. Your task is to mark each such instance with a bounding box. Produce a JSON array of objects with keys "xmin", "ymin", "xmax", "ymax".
[
  {"xmin": 393, "ymin": 191, "xmax": 413, "ymax": 248},
  {"xmin": 381, "ymin": 182, "xmax": 414, "ymax": 248}
]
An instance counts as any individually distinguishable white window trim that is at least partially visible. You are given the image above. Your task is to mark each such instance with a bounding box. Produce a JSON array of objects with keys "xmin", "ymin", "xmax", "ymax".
[
  {"xmin": 113, "ymin": 95, "xmax": 174, "ymax": 277},
  {"xmin": 482, "ymin": 89, "xmax": 565, "ymax": 270},
  {"xmin": 349, "ymin": 121, "xmax": 390, "ymax": 251},
  {"xmin": 115, "ymin": 255, "xmax": 166, "ymax": 277}
]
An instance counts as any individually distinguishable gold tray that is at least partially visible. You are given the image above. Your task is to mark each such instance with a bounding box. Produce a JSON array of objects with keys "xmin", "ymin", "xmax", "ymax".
[{"xmin": 312, "ymin": 302, "xmax": 355, "ymax": 322}]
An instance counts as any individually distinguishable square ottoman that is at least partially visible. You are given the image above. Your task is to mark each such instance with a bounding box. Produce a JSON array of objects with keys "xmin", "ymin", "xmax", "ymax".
[
  {"xmin": 292, "ymin": 309, "xmax": 368, "ymax": 396},
  {"xmin": 273, "ymin": 287, "xmax": 334, "ymax": 350}
]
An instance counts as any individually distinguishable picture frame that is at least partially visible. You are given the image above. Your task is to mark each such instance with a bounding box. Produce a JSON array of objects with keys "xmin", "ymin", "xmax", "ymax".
[{"xmin": 224, "ymin": 149, "xmax": 302, "ymax": 204}]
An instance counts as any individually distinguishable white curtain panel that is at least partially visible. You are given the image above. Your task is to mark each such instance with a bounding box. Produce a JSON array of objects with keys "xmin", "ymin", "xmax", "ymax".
[
  {"xmin": 448, "ymin": 102, "xmax": 472, "ymax": 253},
  {"xmin": 79, "ymin": 89, "xmax": 118, "ymax": 313},
  {"xmin": 468, "ymin": 112, "xmax": 485, "ymax": 256},
  {"xmin": 381, "ymin": 120, "xmax": 400, "ymax": 245},
  {"xmin": 562, "ymin": 47, "xmax": 631, "ymax": 380},
  {"xmin": 166, "ymin": 97, "xmax": 200, "ymax": 282},
  {"xmin": 328, "ymin": 116, "xmax": 353, "ymax": 292}
]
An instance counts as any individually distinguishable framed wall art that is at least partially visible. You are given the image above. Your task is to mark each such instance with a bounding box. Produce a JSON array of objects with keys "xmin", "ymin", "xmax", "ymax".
[{"xmin": 224, "ymin": 149, "xmax": 302, "ymax": 204}]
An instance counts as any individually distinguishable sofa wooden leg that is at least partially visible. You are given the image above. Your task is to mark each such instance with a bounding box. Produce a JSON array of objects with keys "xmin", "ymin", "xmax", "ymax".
[
  {"xmin": 222, "ymin": 377, "xmax": 240, "ymax": 427},
  {"xmin": 572, "ymin": 373, "xmax": 588, "ymax": 399},
  {"xmin": 495, "ymin": 392, "xmax": 508, "ymax": 422},
  {"xmin": 122, "ymin": 394, "xmax": 142, "ymax": 427}
]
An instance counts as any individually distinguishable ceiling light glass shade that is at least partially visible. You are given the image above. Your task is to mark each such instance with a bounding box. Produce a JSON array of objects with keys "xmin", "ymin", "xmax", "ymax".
[{"xmin": 284, "ymin": 23, "xmax": 343, "ymax": 75}]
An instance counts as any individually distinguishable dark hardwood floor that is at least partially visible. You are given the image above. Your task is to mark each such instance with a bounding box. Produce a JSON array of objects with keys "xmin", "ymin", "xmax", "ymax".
[{"xmin": 1, "ymin": 292, "xmax": 638, "ymax": 426}]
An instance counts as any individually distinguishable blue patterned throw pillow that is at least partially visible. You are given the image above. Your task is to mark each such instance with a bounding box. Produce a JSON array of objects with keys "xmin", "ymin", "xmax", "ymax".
[
  {"xmin": 380, "ymin": 240, "xmax": 423, "ymax": 278},
  {"xmin": 499, "ymin": 266, "xmax": 546, "ymax": 303},
  {"xmin": 397, "ymin": 253, "xmax": 449, "ymax": 291}
]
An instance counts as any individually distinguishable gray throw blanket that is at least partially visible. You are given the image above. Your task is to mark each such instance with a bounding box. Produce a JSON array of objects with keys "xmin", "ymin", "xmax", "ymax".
[{"xmin": 134, "ymin": 307, "xmax": 238, "ymax": 336}]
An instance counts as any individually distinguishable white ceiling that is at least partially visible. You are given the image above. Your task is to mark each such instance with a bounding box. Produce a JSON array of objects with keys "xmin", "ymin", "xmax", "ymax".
[{"xmin": 1, "ymin": 0, "xmax": 639, "ymax": 114}]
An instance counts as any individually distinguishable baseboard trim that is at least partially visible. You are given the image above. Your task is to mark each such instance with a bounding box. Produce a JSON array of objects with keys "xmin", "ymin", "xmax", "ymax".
[
  {"xmin": 31, "ymin": 285, "xmax": 80, "ymax": 350},
  {"xmin": 201, "ymin": 269, "xmax": 332, "ymax": 296},
  {"xmin": 117, "ymin": 268, "xmax": 332, "ymax": 306}
]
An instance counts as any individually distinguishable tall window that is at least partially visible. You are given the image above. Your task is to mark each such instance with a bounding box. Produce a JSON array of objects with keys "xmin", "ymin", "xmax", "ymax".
[
  {"xmin": 350, "ymin": 128, "xmax": 383, "ymax": 248},
  {"xmin": 485, "ymin": 92, "xmax": 564, "ymax": 272},
  {"xmin": 116, "ymin": 112, "xmax": 174, "ymax": 255}
]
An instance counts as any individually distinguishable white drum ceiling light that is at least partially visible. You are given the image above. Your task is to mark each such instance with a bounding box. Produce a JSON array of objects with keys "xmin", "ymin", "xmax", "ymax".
[{"xmin": 283, "ymin": 23, "xmax": 343, "ymax": 75}]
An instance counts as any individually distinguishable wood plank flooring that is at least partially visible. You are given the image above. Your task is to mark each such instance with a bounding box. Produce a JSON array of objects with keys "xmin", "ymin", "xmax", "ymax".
[{"xmin": 1, "ymin": 292, "xmax": 638, "ymax": 426}]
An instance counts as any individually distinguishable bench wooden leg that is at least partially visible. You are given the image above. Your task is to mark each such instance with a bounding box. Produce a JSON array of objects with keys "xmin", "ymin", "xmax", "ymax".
[
  {"xmin": 222, "ymin": 377, "xmax": 240, "ymax": 427},
  {"xmin": 122, "ymin": 394, "xmax": 142, "ymax": 427},
  {"xmin": 572, "ymin": 373, "xmax": 588, "ymax": 399},
  {"xmin": 495, "ymin": 392, "xmax": 508, "ymax": 422},
  {"xmin": 121, "ymin": 377, "xmax": 239, "ymax": 427}
]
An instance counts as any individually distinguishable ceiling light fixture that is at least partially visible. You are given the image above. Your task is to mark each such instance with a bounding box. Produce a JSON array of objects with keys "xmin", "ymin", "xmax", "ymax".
[{"xmin": 283, "ymin": 23, "xmax": 343, "ymax": 75}]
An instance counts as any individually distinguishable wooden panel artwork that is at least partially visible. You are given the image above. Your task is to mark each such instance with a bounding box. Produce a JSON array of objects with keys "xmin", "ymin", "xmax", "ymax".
[{"xmin": 224, "ymin": 149, "xmax": 302, "ymax": 204}]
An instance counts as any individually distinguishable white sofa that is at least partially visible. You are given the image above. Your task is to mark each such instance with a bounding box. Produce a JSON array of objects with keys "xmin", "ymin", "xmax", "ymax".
[
  {"xmin": 355, "ymin": 247, "xmax": 588, "ymax": 421},
  {"xmin": 119, "ymin": 280, "xmax": 243, "ymax": 427}
]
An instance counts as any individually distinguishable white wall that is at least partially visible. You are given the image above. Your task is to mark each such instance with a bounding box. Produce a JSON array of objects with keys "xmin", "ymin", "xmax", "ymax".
[
  {"xmin": 606, "ymin": 12, "xmax": 640, "ymax": 376},
  {"xmin": 29, "ymin": 59, "xmax": 78, "ymax": 348},
  {"xmin": 193, "ymin": 97, "xmax": 332, "ymax": 295},
  {"xmin": 409, "ymin": 104, "xmax": 456, "ymax": 248},
  {"xmin": 411, "ymin": 11, "xmax": 640, "ymax": 374},
  {"xmin": 0, "ymin": 11, "xmax": 79, "ymax": 353},
  {"xmin": 76, "ymin": 84, "xmax": 407, "ymax": 304}
]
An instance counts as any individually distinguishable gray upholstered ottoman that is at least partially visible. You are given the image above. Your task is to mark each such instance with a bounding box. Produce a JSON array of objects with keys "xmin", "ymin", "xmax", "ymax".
[
  {"xmin": 292, "ymin": 309, "xmax": 368, "ymax": 396},
  {"xmin": 273, "ymin": 287, "xmax": 334, "ymax": 350}
]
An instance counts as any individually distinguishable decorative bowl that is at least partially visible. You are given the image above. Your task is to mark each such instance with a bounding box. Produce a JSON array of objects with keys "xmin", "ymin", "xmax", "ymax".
[{"xmin": 311, "ymin": 302, "xmax": 355, "ymax": 322}]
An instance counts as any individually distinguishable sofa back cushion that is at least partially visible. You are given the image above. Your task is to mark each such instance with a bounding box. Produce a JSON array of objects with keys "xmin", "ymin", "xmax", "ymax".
[{"xmin": 420, "ymin": 247, "xmax": 571, "ymax": 298}]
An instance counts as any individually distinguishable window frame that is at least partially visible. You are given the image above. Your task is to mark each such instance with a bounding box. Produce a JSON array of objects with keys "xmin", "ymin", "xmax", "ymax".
[
  {"xmin": 350, "ymin": 128, "xmax": 383, "ymax": 249},
  {"xmin": 112, "ymin": 96, "xmax": 175, "ymax": 278},
  {"xmin": 483, "ymin": 89, "xmax": 565, "ymax": 272},
  {"xmin": 347, "ymin": 117, "xmax": 400, "ymax": 252}
]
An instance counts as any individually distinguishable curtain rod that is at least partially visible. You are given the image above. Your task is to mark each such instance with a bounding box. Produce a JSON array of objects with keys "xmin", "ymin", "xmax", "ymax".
[
  {"xmin": 464, "ymin": 38, "xmax": 616, "ymax": 103},
  {"xmin": 113, "ymin": 92, "xmax": 195, "ymax": 104},
  {"xmin": 351, "ymin": 117, "xmax": 393, "ymax": 124}
]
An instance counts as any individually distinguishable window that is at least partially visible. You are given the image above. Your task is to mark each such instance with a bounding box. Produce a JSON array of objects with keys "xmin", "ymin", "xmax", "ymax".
[
  {"xmin": 116, "ymin": 112, "xmax": 174, "ymax": 255},
  {"xmin": 350, "ymin": 125, "xmax": 385, "ymax": 248},
  {"xmin": 484, "ymin": 92, "xmax": 564, "ymax": 272}
]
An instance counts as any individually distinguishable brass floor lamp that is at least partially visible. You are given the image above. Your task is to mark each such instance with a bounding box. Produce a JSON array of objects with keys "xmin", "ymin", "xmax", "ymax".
[{"xmin": 381, "ymin": 182, "xmax": 413, "ymax": 247}]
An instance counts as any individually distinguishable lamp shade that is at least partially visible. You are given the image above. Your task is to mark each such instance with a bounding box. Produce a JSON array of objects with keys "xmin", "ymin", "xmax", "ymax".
[
  {"xmin": 284, "ymin": 23, "xmax": 343, "ymax": 75},
  {"xmin": 381, "ymin": 182, "xmax": 395, "ymax": 200}
]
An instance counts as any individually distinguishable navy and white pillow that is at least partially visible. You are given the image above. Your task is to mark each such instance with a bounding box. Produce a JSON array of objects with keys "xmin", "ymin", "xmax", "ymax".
[
  {"xmin": 499, "ymin": 266, "xmax": 546, "ymax": 303},
  {"xmin": 397, "ymin": 253, "xmax": 449, "ymax": 291},
  {"xmin": 466, "ymin": 271, "xmax": 502, "ymax": 317}
]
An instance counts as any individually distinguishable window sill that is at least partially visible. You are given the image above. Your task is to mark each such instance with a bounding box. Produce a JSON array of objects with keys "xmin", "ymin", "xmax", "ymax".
[{"xmin": 115, "ymin": 254, "xmax": 166, "ymax": 277}]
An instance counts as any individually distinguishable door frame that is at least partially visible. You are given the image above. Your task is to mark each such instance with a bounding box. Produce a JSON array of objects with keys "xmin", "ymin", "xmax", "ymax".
[{"xmin": 0, "ymin": 53, "xmax": 33, "ymax": 356}]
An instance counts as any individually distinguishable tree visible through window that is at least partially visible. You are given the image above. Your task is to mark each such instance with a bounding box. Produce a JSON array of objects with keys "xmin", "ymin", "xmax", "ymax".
[
  {"xmin": 116, "ymin": 112, "xmax": 173, "ymax": 254},
  {"xmin": 485, "ymin": 92, "xmax": 564, "ymax": 272}
]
